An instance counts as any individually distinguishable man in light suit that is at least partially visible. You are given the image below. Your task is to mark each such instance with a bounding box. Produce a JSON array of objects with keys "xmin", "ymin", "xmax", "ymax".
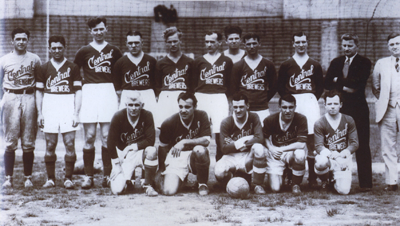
[
  {"xmin": 324, "ymin": 34, "xmax": 373, "ymax": 191},
  {"xmin": 372, "ymin": 32, "xmax": 400, "ymax": 191}
]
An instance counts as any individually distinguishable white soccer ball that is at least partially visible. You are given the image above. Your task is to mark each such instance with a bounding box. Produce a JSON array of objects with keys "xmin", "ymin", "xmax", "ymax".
[{"xmin": 226, "ymin": 177, "xmax": 250, "ymax": 199}]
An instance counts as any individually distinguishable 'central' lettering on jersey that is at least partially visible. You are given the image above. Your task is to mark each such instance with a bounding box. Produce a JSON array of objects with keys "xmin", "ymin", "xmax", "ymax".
[
  {"xmin": 289, "ymin": 65, "xmax": 314, "ymax": 90},
  {"xmin": 164, "ymin": 65, "xmax": 188, "ymax": 87},
  {"xmin": 88, "ymin": 50, "xmax": 114, "ymax": 74},
  {"xmin": 6, "ymin": 61, "xmax": 35, "ymax": 81},
  {"xmin": 240, "ymin": 67, "xmax": 267, "ymax": 90},
  {"xmin": 46, "ymin": 68, "xmax": 71, "ymax": 89},
  {"xmin": 200, "ymin": 62, "xmax": 226, "ymax": 80},
  {"xmin": 275, "ymin": 126, "xmax": 298, "ymax": 144},
  {"xmin": 121, "ymin": 123, "xmax": 145, "ymax": 145},
  {"xmin": 326, "ymin": 123, "xmax": 348, "ymax": 151},
  {"xmin": 175, "ymin": 121, "xmax": 201, "ymax": 143},
  {"xmin": 229, "ymin": 123, "xmax": 253, "ymax": 141}
]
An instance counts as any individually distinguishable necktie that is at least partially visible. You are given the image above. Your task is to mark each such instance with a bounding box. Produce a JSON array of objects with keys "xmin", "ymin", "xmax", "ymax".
[
  {"xmin": 342, "ymin": 58, "xmax": 350, "ymax": 78},
  {"xmin": 396, "ymin": 58, "xmax": 399, "ymax": 73}
]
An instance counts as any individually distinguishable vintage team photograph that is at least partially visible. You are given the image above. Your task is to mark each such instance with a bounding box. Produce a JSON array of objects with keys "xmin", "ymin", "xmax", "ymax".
[{"xmin": 0, "ymin": 0, "xmax": 400, "ymax": 225}]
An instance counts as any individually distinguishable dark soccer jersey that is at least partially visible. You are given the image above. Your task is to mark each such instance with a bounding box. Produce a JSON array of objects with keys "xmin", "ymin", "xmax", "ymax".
[
  {"xmin": 220, "ymin": 112, "xmax": 264, "ymax": 154},
  {"xmin": 155, "ymin": 54, "xmax": 193, "ymax": 94},
  {"xmin": 263, "ymin": 112, "xmax": 308, "ymax": 147},
  {"xmin": 314, "ymin": 114, "xmax": 358, "ymax": 154},
  {"xmin": 113, "ymin": 53, "xmax": 157, "ymax": 91},
  {"xmin": 108, "ymin": 109, "xmax": 155, "ymax": 159},
  {"xmin": 277, "ymin": 58, "xmax": 323, "ymax": 99},
  {"xmin": 74, "ymin": 44, "xmax": 122, "ymax": 84},
  {"xmin": 159, "ymin": 110, "xmax": 211, "ymax": 149},
  {"xmin": 232, "ymin": 58, "xmax": 277, "ymax": 111},
  {"xmin": 36, "ymin": 60, "xmax": 82, "ymax": 94},
  {"xmin": 193, "ymin": 55, "xmax": 233, "ymax": 95}
]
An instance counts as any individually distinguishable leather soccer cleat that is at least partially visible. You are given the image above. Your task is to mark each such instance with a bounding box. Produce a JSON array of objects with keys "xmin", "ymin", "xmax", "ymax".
[
  {"xmin": 254, "ymin": 185, "xmax": 266, "ymax": 195},
  {"xmin": 64, "ymin": 179, "xmax": 75, "ymax": 189},
  {"xmin": 42, "ymin": 179, "xmax": 56, "ymax": 188},
  {"xmin": 102, "ymin": 176, "xmax": 110, "ymax": 188},
  {"xmin": 81, "ymin": 176, "xmax": 94, "ymax": 189},
  {"xmin": 292, "ymin": 184, "xmax": 301, "ymax": 194},
  {"xmin": 384, "ymin": 184, "xmax": 398, "ymax": 191},
  {"xmin": 198, "ymin": 183, "xmax": 209, "ymax": 196},
  {"xmin": 24, "ymin": 176, "xmax": 33, "ymax": 188},
  {"xmin": 144, "ymin": 185, "xmax": 158, "ymax": 197},
  {"xmin": 2, "ymin": 176, "xmax": 13, "ymax": 188}
]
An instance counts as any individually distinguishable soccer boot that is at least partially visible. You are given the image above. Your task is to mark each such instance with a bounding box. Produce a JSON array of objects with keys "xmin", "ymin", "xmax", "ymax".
[
  {"xmin": 143, "ymin": 184, "xmax": 158, "ymax": 197},
  {"xmin": 292, "ymin": 184, "xmax": 301, "ymax": 194},
  {"xmin": 254, "ymin": 185, "xmax": 266, "ymax": 195},
  {"xmin": 81, "ymin": 176, "xmax": 94, "ymax": 189},
  {"xmin": 198, "ymin": 183, "xmax": 209, "ymax": 196},
  {"xmin": 42, "ymin": 179, "xmax": 56, "ymax": 188},
  {"xmin": 64, "ymin": 179, "xmax": 75, "ymax": 189},
  {"xmin": 24, "ymin": 176, "xmax": 33, "ymax": 188},
  {"xmin": 2, "ymin": 176, "xmax": 13, "ymax": 188},
  {"xmin": 102, "ymin": 176, "xmax": 110, "ymax": 188}
]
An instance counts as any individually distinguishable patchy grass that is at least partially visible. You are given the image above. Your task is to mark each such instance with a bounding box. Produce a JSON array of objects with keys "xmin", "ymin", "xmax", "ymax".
[{"xmin": 326, "ymin": 207, "xmax": 341, "ymax": 217}]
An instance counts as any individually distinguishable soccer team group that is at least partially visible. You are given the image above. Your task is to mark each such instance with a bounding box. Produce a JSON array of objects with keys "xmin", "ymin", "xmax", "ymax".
[{"xmin": 1, "ymin": 16, "xmax": 400, "ymax": 197}]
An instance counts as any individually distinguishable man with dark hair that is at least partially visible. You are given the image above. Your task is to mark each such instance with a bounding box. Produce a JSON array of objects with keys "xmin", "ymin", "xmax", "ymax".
[
  {"xmin": 263, "ymin": 94, "xmax": 308, "ymax": 194},
  {"xmin": 223, "ymin": 25, "xmax": 246, "ymax": 63},
  {"xmin": 36, "ymin": 35, "xmax": 82, "ymax": 189},
  {"xmin": 324, "ymin": 33, "xmax": 372, "ymax": 191},
  {"xmin": 108, "ymin": 92, "xmax": 158, "ymax": 196},
  {"xmin": 74, "ymin": 16, "xmax": 123, "ymax": 189},
  {"xmin": 314, "ymin": 90, "xmax": 358, "ymax": 195},
  {"xmin": 214, "ymin": 92, "xmax": 266, "ymax": 194},
  {"xmin": 113, "ymin": 30, "xmax": 157, "ymax": 115},
  {"xmin": 193, "ymin": 31, "xmax": 233, "ymax": 162},
  {"xmin": 372, "ymin": 32, "xmax": 400, "ymax": 191},
  {"xmin": 155, "ymin": 27, "xmax": 193, "ymax": 128},
  {"xmin": 232, "ymin": 33, "xmax": 277, "ymax": 126},
  {"xmin": 277, "ymin": 31, "xmax": 323, "ymax": 188},
  {"xmin": 158, "ymin": 92, "xmax": 211, "ymax": 196},
  {"xmin": 1, "ymin": 27, "xmax": 41, "ymax": 188}
]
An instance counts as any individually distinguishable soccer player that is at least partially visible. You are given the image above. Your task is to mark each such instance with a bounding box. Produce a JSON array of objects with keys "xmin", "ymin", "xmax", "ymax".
[
  {"xmin": 36, "ymin": 35, "xmax": 82, "ymax": 189},
  {"xmin": 158, "ymin": 92, "xmax": 211, "ymax": 196},
  {"xmin": 231, "ymin": 33, "xmax": 277, "ymax": 125},
  {"xmin": 155, "ymin": 27, "xmax": 193, "ymax": 128},
  {"xmin": 214, "ymin": 93, "xmax": 266, "ymax": 194},
  {"xmin": 113, "ymin": 30, "xmax": 157, "ymax": 114},
  {"xmin": 277, "ymin": 31, "xmax": 323, "ymax": 188},
  {"xmin": 263, "ymin": 94, "xmax": 308, "ymax": 194},
  {"xmin": 107, "ymin": 92, "xmax": 158, "ymax": 196},
  {"xmin": 74, "ymin": 17, "xmax": 123, "ymax": 188},
  {"xmin": 193, "ymin": 31, "xmax": 233, "ymax": 162},
  {"xmin": 314, "ymin": 90, "xmax": 358, "ymax": 195},
  {"xmin": 324, "ymin": 34, "xmax": 372, "ymax": 191},
  {"xmin": 0, "ymin": 27, "xmax": 41, "ymax": 188},
  {"xmin": 223, "ymin": 25, "xmax": 246, "ymax": 63}
]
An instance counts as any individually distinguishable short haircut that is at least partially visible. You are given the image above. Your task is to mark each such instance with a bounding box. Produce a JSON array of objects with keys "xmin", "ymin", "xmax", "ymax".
[
  {"xmin": 12, "ymin": 27, "xmax": 30, "ymax": 39},
  {"xmin": 323, "ymin": 89, "xmax": 342, "ymax": 103},
  {"xmin": 87, "ymin": 17, "xmax": 107, "ymax": 29},
  {"xmin": 163, "ymin": 27, "xmax": 182, "ymax": 42},
  {"xmin": 341, "ymin": 33, "xmax": 359, "ymax": 46},
  {"xmin": 126, "ymin": 91, "xmax": 142, "ymax": 104},
  {"xmin": 126, "ymin": 30, "xmax": 143, "ymax": 39},
  {"xmin": 48, "ymin": 35, "xmax": 66, "ymax": 47},
  {"xmin": 242, "ymin": 33, "xmax": 260, "ymax": 43},
  {"xmin": 224, "ymin": 25, "xmax": 242, "ymax": 38},
  {"xmin": 231, "ymin": 92, "xmax": 249, "ymax": 105},
  {"xmin": 292, "ymin": 31, "xmax": 307, "ymax": 42},
  {"xmin": 177, "ymin": 92, "xmax": 197, "ymax": 108},
  {"xmin": 206, "ymin": 31, "xmax": 223, "ymax": 41},
  {"xmin": 279, "ymin": 94, "xmax": 296, "ymax": 106},
  {"xmin": 387, "ymin": 32, "xmax": 400, "ymax": 42}
]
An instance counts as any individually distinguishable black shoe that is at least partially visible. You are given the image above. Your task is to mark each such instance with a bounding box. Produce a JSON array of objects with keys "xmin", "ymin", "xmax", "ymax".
[{"xmin": 384, "ymin": 184, "xmax": 398, "ymax": 191}]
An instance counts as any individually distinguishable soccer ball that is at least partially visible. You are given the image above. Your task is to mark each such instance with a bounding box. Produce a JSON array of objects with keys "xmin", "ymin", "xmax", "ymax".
[{"xmin": 226, "ymin": 177, "xmax": 250, "ymax": 199}]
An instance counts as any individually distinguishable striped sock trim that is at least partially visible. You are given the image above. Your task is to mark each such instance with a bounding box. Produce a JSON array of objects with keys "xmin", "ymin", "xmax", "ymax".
[{"xmin": 144, "ymin": 159, "xmax": 158, "ymax": 167}]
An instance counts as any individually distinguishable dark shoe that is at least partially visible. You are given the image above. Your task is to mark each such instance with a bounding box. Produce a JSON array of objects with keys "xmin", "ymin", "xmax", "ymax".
[
  {"xmin": 102, "ymin": 176, "xmax": 110, "ymax": 188},
  {"xmin": 384, "ymin": 184, "xmax": 398, "ymax": 191},
  {"xmin": 81, "ymin": 176, "xmax": 94, "ymax": 189}
]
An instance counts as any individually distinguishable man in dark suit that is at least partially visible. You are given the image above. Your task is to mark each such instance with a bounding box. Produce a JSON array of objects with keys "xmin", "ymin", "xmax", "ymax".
[{"xmin": 324, "ymin": 34, "xmax": 372, "ymax": 191}]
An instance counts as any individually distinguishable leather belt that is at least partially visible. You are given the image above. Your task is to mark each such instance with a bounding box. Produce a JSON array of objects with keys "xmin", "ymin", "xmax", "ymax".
[{"xmin": 5, "ymin": 87, "xmax": 35, "ymax": 94}]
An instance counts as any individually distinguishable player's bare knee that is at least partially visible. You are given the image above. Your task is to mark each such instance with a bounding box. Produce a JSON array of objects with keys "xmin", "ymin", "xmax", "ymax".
[
  {"xmin": 145, "ymin": 146, "xmax": 158, "ymax": 161},
  {"xmin": 335, "ymin": 180, "xmax": 351, "ymax": 195},
  {"xmin": 45, "ymin": 138, "xmax": 58, "ymax": 151},
  {"xmin": 251, "ymin": 143, "xmax": 265, "ymax": 158},
  {"xmin": 214, "ymin": 162, "xmax": 228, "ymax": 181},
  {"xmin": 84, "ymin": 133, "xmax": 96, "ymax": 146},
  {"xmin": 314, "ymin": 155, "xmax": 329, "ymax": 171},
  {"xmin": 193, "ymin": 145, "xmax": 209, "ymax": 162},
  {"xmin": 294, "ymin": 149, "xmax": 306, "ymax": 164}
]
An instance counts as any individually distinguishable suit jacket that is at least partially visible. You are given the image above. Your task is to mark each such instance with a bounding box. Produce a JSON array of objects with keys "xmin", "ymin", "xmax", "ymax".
[
  {"xmin": 324, "ymin": 54, "xmax": 371, "ymax": 104},
  {"xmin": 372, "ymin": 56, "xmax": 396, "ymax": 123}
]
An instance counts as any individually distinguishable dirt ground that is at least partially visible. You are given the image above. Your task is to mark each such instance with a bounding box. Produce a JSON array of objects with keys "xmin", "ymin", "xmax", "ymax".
[{"xmin": 1, "ymin": 128, "xmax": 400, "ymax": 226}]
